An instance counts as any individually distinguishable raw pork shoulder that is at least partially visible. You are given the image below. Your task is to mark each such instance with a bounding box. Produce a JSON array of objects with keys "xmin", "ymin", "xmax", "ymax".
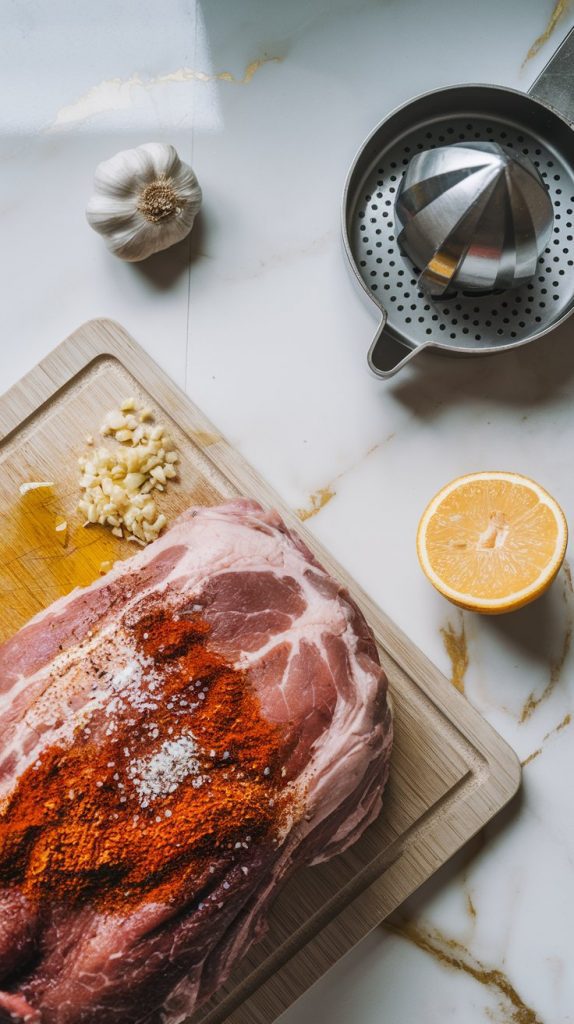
[{"xmin": 0, "ymin": 499, "xmax": 392, "ymax": 1024}]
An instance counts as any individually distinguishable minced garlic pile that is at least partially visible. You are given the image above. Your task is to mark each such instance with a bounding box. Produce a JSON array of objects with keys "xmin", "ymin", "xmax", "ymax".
[{"xmin": 78, "ymin": 397, "xmax": 179, "ymax": 545}]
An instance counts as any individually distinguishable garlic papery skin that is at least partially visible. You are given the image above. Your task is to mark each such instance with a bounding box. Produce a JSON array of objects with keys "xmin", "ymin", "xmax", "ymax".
[{"xmin": 86, "ymin": 143, "xmax": 202, "ymax": 262}]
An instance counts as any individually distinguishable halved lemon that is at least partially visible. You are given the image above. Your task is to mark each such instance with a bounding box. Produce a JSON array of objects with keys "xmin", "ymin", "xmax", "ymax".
[{"xmin": 417, "ymin": 471, "xmax": 568, "ymax": 614}]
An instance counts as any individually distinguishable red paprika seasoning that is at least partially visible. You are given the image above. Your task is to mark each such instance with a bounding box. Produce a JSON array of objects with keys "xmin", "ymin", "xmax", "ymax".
[{"xmin": 0, "ymin": 600, "xmax": 293, "ymax": 911}]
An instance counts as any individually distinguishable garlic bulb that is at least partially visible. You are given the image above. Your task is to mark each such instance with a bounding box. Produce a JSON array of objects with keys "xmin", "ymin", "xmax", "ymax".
[{"xmin": 86, "ymin": 143, "xmax": 202, "ymax": 262}]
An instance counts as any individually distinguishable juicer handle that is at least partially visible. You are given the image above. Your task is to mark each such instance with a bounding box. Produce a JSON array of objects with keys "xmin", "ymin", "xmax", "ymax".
[
  {"xmin": 528, "ymin": 26, "xmax": 574, "ymax": 123},
  {"xmin": 368, "ymin": 318, "xmax": 423, "ymax": 378}
]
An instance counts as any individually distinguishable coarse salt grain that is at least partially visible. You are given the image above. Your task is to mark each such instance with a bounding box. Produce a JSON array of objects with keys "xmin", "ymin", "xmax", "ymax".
[{"xmin": 128, "ymin": 733, "xmax": 206, "ymax": 805}]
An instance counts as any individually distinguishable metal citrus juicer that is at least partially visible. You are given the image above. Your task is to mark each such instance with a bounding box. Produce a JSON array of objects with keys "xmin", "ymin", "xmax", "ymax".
[
  {"xmin": 342, "ymin": 27, "xmax": 574, "ymax": 378},
  {"xmin": 395, "ymin": 142, "xmax": 553, "ymax": 295}
]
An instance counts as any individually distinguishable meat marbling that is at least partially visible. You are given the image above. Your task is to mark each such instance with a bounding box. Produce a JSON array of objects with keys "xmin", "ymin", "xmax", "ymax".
[{"xmin": 0, "ymin": 499, "xmax": 392, "ymax": 1024}]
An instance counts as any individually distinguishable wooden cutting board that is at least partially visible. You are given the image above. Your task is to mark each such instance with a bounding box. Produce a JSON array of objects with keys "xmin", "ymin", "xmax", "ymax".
[{"xmin": 0, "ymin": 320, "xmax": 520, "ymax": 1024}]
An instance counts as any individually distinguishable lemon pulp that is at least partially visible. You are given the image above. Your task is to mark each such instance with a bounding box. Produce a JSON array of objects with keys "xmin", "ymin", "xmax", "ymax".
[{"xmin": 417, "ymin": 472, "xmax": 568, "ymax": 614}]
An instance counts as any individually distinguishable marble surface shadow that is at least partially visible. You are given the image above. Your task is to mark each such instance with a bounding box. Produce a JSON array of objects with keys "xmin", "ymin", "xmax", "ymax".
[{"xmin": 383, "ymin": 314, "xmax": 574, "ymax": 418}]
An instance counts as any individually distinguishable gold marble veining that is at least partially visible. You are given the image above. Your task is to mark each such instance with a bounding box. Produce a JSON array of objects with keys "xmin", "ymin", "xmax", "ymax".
[
  {"xmin": 296, "ymin": 486, "xmax": 335, "ymax": 521},
  {"xmin": 367, "ymin": 432, "xmax": 395, "ymax": 454},
  {"xmin": 242, "ymin": 57, "xmax": 282, "ymax": 83},
  {"xmin": 521, "ymin": 712, "xmax": 572, "ymax": 766},
  {"xmin": 520, "ymin": 565, "xmax": 573, "ymax": 722},
  {"xmin": 519, "ymin": 626, "xmax": 572, "ymax": 722},
  {"xmin": 524, "ymin": 0, "xmax": 571, "ymax": 62},
  {"xmin": 385, "ymin": 919, "xmax": 543, "ymax": 1024},
  {"xmin": 440, "ymin": 613, "xmax": 469, "ymax": 693},
  {"xmin": 295, "ymin": 432, "xmax": 395, "ymax": 523},
  {"xmin": 466, "ymin": 893, "xmax": 477, "ymax": 920},
  {"xmin": 152, "ymin": 56, "xmax": 282, "ymax": 86},
  {"xmin": 50, "ymin": 57, "xmax": 282, "ymax": 130},
  {"xmin": 521, "ymin": 746, "xmax": 543, "ymax": 767}
]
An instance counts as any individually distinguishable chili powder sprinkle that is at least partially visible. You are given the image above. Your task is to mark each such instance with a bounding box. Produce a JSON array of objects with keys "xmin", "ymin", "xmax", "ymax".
[{"xmin": 0, "ymin": 601, "xmax": 293, "ymax": 911}]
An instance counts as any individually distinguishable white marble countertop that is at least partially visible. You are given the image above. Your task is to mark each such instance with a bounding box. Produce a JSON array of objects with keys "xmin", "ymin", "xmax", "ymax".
[{"xmin": 3, "ymin": 1, "xmax": 574, "ymax": 1020}]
